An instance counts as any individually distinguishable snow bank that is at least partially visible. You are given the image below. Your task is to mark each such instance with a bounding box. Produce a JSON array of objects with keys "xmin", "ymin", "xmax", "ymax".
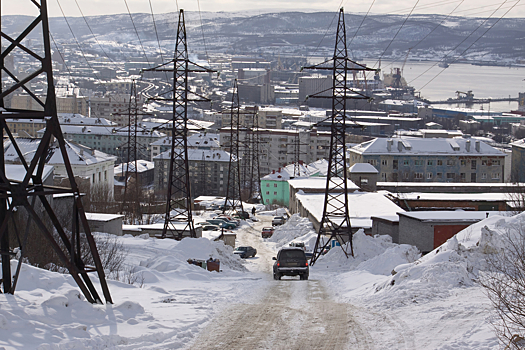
[
  {"xmin": 314, "ymin": 230, "xmax": 420, "ymax": 275},
  {"xmin": 266, "ymin": 214, "xmax": 317, "ymax": 249}
]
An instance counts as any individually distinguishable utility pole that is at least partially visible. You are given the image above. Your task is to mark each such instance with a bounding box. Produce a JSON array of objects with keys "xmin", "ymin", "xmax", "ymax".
[
  {"xmin": 144, "ymin": 9, "xmax": 215, "ymax": 239},
  {"xmin": 223, "ymin": 80, "xmax": 244, "ymax": 216},
  {"xmin": 303, "ymin": 8, "xmax": 375, "ymax": 265},
  {"xmin": 0, "ymin": 0, "xmax": 111, "ymax": 303}
]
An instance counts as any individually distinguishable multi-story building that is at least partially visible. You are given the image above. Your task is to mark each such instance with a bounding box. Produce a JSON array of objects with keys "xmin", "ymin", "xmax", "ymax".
[
  {"xmin": 37, "ymin": 125, "xmax": 165, "ymax": 161},
  {"xmin": 150, "ymin": 133, "xmax": 221, "ymax": 159},
  {"xmin": 511, "ymin": 139, "xmax": 525, "ymax": 182},
  {"xmin": 4, "ymin": 138, "xmax": 117, "ymax": 199},
  {"xmin": 219, "ymin": 127, "xmax": 331, "ymax": 175},
  {"xmin": 348, "ymin": 136, "xmax": 506, "ymax": 183},
  {"xmin": 5, "ymin": 113, "xmax": 116, "ymax": 137},
  {"xmin": 153, "ymin": 148, "xmax": 234, "ymax": 198}
]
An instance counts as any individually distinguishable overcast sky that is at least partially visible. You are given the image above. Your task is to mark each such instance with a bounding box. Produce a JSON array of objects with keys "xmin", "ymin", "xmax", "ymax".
[{"xmin": 3, "ymin": 0, "xmax": 525, "ymax": 18}]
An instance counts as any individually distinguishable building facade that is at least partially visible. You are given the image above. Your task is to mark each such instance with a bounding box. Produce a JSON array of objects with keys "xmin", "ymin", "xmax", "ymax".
[{"xmin": 348, "ymin": 136, "xmax": 506, "ymax": 183}]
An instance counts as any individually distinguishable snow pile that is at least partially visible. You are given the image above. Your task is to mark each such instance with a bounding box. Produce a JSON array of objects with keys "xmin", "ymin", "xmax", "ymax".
[
  {"xmin": 314, "ymin": 230, "xmax": 420, "ymax": 275},
  {"xmin": 266, "ymin": 214, "xmax": 317, "ymax": 249},
  {"xmin": 138, "ymin": 237, "xmax": 247, "ymax": 276}
]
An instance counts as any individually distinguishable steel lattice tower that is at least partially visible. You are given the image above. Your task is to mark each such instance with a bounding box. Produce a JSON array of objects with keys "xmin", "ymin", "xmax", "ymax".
[
  {"xmin": 0, "ymin": 0, "xmax": 112, "ymax": 303},
  {"xmin": 145, "ymin": 10, "xmax": 214, "ymax": 239},
  {"xmin": 223, "ymin": 80, "xmax": 244, "ymax": 215},
  {"xmin": 304, "ymin": 8, "xmax": 375, "ymax": 265},
  {"xmin": 120, "ymin": 80, "xmax": 141, "ymax": 223},
  {"xmin": 245, "ymin": 109, "xmax": 262, "ymax": 202}
]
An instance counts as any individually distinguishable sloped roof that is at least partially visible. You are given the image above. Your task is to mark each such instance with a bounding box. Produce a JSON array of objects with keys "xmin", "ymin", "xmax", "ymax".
[
  {"xmin": 349, "ymin": 163, "xmax": 378, "ymax": 174},
  {"xmin": 154, "ymin": 148, "xmax": 234, "ymax": 162},
  {"xmin": 3, "ymin": 138, "xmax": 116, "ymax": 166},
  {"xmin": 115, "ymin": 160, "xmax": 154, "ymax": 174},
  {"xmin": 351, "ymin": 136, "xmax": 504, "ymax": 156}
]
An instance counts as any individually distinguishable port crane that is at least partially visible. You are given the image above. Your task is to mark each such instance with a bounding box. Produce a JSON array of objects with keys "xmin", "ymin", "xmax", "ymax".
[{"xmin": 455, "ymin": 90, "xmax": 474, "ymax": 100}]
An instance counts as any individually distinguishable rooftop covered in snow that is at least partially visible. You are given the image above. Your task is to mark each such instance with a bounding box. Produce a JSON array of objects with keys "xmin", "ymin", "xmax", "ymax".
[{"xmin": 351, "ymin": 136, "xmax": 505, "ymax": 156}]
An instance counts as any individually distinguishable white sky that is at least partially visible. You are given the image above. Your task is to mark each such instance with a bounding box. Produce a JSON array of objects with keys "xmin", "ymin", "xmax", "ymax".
[{"xmin": 3, "ymin": 0, "xmax": 525, "ymax": 18}]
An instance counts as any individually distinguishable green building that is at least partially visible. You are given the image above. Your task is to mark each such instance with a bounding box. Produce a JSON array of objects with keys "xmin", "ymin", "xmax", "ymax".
[{"xmin": 260, "ymin": 160, "xmax": 327, "ymax": 206}]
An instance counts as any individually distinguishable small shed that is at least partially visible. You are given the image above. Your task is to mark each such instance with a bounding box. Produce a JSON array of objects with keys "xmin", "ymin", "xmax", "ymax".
[
  {"xmin": 371, "ymin": 215, "xmax": 400, "ymax": 243},
  {"xmin": 398, "ymin": 211, "xmax": 495, "ymax": 254},
  {"xmin": 85, "ymin": 213, "xmax": 124, "ymax": 236},
  {"xmin": 348, "ymin": 163, "xmax": 378, "ymax": 192}
]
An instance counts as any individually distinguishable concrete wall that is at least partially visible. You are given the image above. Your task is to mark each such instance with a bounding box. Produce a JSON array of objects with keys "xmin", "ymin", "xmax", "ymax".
[
  {"xmin": 371, "ymin": 218, "xmax": 399, "ymax": 243},
  {"xmin": 87, "ymin": 217, "xmax": 123, "ymax": 236},
  {"xmin": 398, "ymin": 215, "xmax": 435, "ymax": 254}
]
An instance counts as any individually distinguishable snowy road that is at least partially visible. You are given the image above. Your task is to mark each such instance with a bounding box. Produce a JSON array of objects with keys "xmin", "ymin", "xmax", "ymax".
[
  {"xmin": 186, "ymin": 278, "xmax": 370, "ymax": 350},
  {"xmin": 185, "ymin": 215, "xmax": 372, "ymax": 350}
]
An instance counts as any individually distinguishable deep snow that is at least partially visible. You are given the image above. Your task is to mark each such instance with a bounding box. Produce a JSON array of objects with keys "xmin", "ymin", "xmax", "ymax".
[{"xmin": 1, "ymin": 211, "xmax": 521, "ymax": 349}]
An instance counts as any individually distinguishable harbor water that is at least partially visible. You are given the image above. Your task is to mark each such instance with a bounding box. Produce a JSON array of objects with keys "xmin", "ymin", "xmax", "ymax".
[{"xmin": 364, "ymin": 60, "xmax": 525, "ymax": 112}]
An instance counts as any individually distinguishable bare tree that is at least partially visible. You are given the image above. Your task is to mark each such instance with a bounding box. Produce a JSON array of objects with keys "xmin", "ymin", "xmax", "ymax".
[{"xmin": 480, "ymin": 218, "xmax": 525, "ymax": 347}]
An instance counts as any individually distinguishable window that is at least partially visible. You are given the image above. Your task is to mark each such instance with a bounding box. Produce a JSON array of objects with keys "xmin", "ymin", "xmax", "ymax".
[
  {"xmin": 273, "ymin": 191, "xmax": 277, "ymax": 195},
  {"xmin": 460, "ymin": 160, "xmax": 466, "ymax": 166},
  {"xmin": 381, "ymin": 160, "xmax": 388, "ymax": 166},
  {"xmin": 381, "ymin": 173, "xmax": 387, "ymax": 181},
  {"xmin": 266, "ymin": 183, "xmax": 270, "ymax": 187},
  {"xmin": 447, "ymin": 173, "xmax": 455, "ymax": 180},
  {"xmin": 415, "ymin": 160, "xmax": 423, "ymax": 166},
  {"xmin": 447, "ymin": 159, "xmax": 455, "ymax": 166},
  {"xmin": 492, "ymin": 172, "xmax": 500, "ymax": 179},
  {"xmin": 471, "ymin": 160, "xmax": 477, "ymax": 170},
  {"xmin": 482, "ymin": 160, "xmax": 488, "ymax": 166},
  {"xmin": 393, "ymin": 160, "xmax": 398, "ymax": 170},
  {"xmin": 493, "ymin": 160, "xmax": 501, "ymax": 166},
  {"xmin": 266, "ymin": 191, "xmax": 270, "ymax": 195},
  {"xmin": 437, "ymin": 160, "xmax": 443, "ymax": 166},
  {"xmin": 460, "ymin": 173, "xmax": 466, "ymax": 181},
  {"xmin": 368, "ymin": 160, "xmax": 376, "ymax": 166},
  {"xmin": 403, "ymin": 172, "xmax": 409, "ymax": 179},
  {"xmin": 427, "ymin": 173, "xmax": 433, "ymax": 179},
  {"xmin": 92, "ymin": 174, "xmax": 95, "ymax": 183},
  {"xmin": 274, "ymin": 183, "xmax": 278, "ymax": 187},
  {"xmin": 427, "ymin": 160, "xmax": 433, "ymax": 166},
  {"xmin": 403, "ymin": 160, "xmax": 409, "ymax": 166},
  {"xmin": 482, "ymin": 173, "xmax": 487, "ymax": 179},
  {"xmin": 98, "ymin": 173, "xmax": 101, "ymax": 182},
  {"xmin": 415, "ymin": 172, "xmax": 423, "ymax": 179},
  {"xmin": 436, "ymin": 172, "xmax": 443, "ymax": 179}
]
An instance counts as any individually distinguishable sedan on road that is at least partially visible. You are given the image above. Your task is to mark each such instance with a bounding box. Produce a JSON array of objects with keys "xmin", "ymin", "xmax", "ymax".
[{"xmin": 233, "ymin": 246, "xmax": 257, "ymax": 259}]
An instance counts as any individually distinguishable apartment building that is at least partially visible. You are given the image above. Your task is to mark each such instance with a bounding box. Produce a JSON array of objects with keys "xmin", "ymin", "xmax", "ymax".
[
  {"xmin": 348, "ymin": 136, "xmax": 506, "ymax": 183},
  {"xmin": 219, "ymin": 128, "xmax": 331, "ymax": 175}
]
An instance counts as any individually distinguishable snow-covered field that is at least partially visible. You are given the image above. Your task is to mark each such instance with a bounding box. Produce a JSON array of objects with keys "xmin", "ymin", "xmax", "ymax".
[{"xmin": 1, "ymin": 210, "xmax": 520, "ymax": 349}]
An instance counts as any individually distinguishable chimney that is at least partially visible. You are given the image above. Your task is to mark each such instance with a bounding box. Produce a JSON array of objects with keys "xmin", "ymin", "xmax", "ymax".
[
  {"xmin": 466, "ymin": 140, "xmax": 471, "ymax": 152},
  {"xmin": 278, "ymin": 167, "xmax": 281, "ymax": 172},
  {"xmin": 397, "ymin": 141, "xmax": 403, "ymax": 152},
  {"xmin": 475, "ymin": 140, "xmax": 480, "ymax": 152},
  {"xmin": 387, "ymin": 139, "xmax": 393, "ymax": 151},
  {"xmin": 272, "ymin": 170, "xmax": 275, "ymax": 174}
]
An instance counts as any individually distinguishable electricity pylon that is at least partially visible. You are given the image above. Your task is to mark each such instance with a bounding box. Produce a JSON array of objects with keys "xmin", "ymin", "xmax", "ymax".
[
  {"xmin": 144, "ymin": 10, "xmax": 215, "ymax": 239},
  {"xmin": 223, "ymin": 80, "xmax": 244, "ymax": 216},
  {"xmin": 303, "ymin": 8, "xmax": 375, "ymax": 265},
  {"xmin": 0, "ymin": 0, "xmax": 112, "ymax": 303}
]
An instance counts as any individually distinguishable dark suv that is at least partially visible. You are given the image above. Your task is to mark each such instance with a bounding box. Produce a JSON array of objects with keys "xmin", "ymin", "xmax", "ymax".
[{"xmin": 272, "ymin": 247, "xmax": 309, "ymax": 280}]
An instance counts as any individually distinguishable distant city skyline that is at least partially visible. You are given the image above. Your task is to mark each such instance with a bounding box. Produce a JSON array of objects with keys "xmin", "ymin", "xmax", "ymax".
[{"xmin": 3, "ymin": 0, "xmax": 525, "ymax": 18}]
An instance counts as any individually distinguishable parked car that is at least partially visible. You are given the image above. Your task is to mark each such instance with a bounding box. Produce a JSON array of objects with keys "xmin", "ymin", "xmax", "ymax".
[
  {"xmin": 289, "ymin": 242, "xmax": 306, "ymax": 250},
  {"xmin": 206, "ymin": 219, "xmax": 236, "ymax": 230},
  {"xmin": 200, "ymin": 224, "xmax": 220, "ymax": 231},
  {"xmin": 215, "ymin": 215, "xmax": 240, "ymax": 225},
  {"xmin": 233, "ymin": 246, "xmax": 257, "ymax": 259},
  {"xmin": 273, "ymin": 247, "xmax": 309, "ymax": 280},
  {"xmin": 236, "ymin": 210, "xmax": 250, "ymax": 220},
  {"xmin": 261, "ymin": 227, "xmax": 275, "ymax": 238},
  {"xmin": 272, "ymin": 216, "xmax": 286, "ymax": 226}
]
